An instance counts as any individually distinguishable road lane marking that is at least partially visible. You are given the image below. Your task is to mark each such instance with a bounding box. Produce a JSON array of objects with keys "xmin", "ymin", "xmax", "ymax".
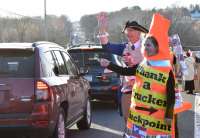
[{"xmin": 91, "ymin": 123, "xmax": 123, "ymax": 136}]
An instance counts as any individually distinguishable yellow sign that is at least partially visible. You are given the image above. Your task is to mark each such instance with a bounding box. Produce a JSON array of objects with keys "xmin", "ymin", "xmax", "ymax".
[
  {"xmin": 136, "ymin": 65, "xmax": 169, "ymax": 85},
  {"xmin": 128, "ymin": 110, "xmax": 172, "ymax": 134},
  {"xmin": 133, "ymin": 87, "xmax": 167, "ymax": 109}
]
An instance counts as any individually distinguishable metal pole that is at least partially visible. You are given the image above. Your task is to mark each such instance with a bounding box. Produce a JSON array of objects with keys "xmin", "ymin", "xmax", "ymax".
[{"xmin": 44, "ymin": 0, "xmax": 48, "ymax": 41}]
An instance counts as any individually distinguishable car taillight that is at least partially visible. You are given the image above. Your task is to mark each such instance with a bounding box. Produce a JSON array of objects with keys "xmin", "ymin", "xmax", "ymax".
[
  {"xmin": 111, "ymin": 86, "xmax": 119, "ymax": 91},
  {"xmin": 101, "ymin": 75, "xmax": 108, "ymax": 80},
  {"xmin": 35, "ymin": 81, "xmax": 51, "ymax": 101}
]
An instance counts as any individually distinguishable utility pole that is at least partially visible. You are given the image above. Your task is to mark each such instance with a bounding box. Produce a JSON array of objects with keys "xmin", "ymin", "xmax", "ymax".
[{"xmin": 44, "ymin": 0, "xmax": 48, "ymax": 41}]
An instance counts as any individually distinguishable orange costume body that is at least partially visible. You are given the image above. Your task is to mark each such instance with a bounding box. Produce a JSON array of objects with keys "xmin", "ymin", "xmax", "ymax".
[
  {"xmin": 124, "ymin": 13, "xmax": 192, "ymax": 138},
  {"xmin": 125, "ymin": 13, "xmax": 175, "ymax": 138}
]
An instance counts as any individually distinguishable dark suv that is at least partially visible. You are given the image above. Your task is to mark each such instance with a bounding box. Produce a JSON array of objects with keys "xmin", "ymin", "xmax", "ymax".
[
  {"xmin": 68, "ymin": 44, "xmax": 121, "ymax": 105},
  {"xmin": 0, "ymin": 42, "xmax": 91, "ymax": 138}
]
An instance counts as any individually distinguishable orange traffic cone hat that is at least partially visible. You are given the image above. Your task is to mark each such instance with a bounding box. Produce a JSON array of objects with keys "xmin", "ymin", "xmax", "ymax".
[{"xmin": 144, "ymin": 13, "xmax": 171, "ymax": 61}]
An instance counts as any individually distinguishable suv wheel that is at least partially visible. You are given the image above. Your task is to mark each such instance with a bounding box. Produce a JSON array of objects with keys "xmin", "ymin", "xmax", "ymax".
[
  {"xmin": 77, "ymin": 98, "xmax": 92, "ymax": 130},
  {"xmin": 54, "ymin": 108, "xmax": 66, "ymax": 138}
]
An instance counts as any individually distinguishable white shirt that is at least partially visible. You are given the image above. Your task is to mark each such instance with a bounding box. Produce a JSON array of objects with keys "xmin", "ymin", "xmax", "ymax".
[
  {"xmin": 183, "ymin": 56, "xmax": 196, "ymax": 81},
  {"xmin": 123, "ymin": 40, "xmax": 143, "ymax": 65},
  {"xmin": 133, "ymin": 40, "xmax": 141, "ymax": 49},
  {"xmin": 120, "ymin": 40, "xmax": 143, "ymax": 93}
]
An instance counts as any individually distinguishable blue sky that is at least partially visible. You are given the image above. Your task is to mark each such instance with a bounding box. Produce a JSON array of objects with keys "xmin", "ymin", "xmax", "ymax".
[{"xmin": 0, "ymin": 0, "xmax": 199, "ymax": 21}]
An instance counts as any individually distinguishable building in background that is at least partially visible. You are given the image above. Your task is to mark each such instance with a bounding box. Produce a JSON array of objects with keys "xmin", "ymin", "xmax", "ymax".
[{"xmin": 190, "ymin": 5, "xmax": 200, "ymax": 20}]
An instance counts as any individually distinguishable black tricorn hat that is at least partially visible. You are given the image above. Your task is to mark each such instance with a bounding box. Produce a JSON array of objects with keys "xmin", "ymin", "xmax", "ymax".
[{"xmin": 122, "ymin": 21, "xmax": 148, "ymax": 33}]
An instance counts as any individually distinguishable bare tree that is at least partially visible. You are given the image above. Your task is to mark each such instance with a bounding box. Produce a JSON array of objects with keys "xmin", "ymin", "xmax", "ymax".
[
  {"xmin": 0, "ymin": 18, "xmax": 7, "ymax": 42},
  {"xmin": 15, "ymin": 18, "xmax": 31, "ymax": 42}
]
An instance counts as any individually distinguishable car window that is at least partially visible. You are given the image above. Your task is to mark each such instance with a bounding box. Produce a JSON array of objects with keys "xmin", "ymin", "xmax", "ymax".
[
  {"xmin": 53, "ymin": 51, "xmax": 68, "ymax": 75},
  {"xmin": 69, "ymin": 49, "xmax": 111, "ymax": 67},
  {"xmin": 0, "ymin": 49, "xmax": 34, "ymax": 78},
  {"xmin": 61, "ymin": 51, "xmax": 78, "ymax": 76},
  {"xmin": 41, "ymin": 51, "xmax": 56, "ymax": 77},
  {"xmin": 68, "ymin": 57, "xmax": 79, "ymax": 76}
]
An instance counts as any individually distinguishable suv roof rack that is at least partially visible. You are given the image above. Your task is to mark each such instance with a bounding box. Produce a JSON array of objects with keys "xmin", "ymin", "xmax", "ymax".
[
  {"xmin": 32, "ymin": 41, "xmax": 59, "ymax": 47},
  {"xmin": 69, "ymin": 43, "xmax": 101, "ymax": 49}
]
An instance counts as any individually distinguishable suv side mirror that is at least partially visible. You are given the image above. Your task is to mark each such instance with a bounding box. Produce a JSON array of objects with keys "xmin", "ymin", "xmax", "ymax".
[{"xmin": 53, "ymin": 66, "xmax": 59, "ymax": 76}]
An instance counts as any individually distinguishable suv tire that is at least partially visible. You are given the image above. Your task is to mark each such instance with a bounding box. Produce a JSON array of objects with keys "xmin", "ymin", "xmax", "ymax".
[
  {"xmin": 76, "ymin": 98, "xmax": 92, "ymax": 130},
  {"xmin": 53, "ymin": 108, "xmax": 66, "ymax": 138}
]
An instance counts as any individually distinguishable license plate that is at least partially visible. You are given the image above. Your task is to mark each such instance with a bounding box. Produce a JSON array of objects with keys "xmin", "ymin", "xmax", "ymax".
[{"xmin": 84, "ymin": 75, "xmax": 93, "ymax": 82}]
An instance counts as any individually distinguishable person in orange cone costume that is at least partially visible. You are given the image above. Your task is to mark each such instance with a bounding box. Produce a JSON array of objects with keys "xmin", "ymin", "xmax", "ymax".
[
  {"xmin": 126, "ymin": 13, "xmax": 175, "ymax": 138},
  {"xmin": 100, "ymin": 13, "xmax": 177, "ymax": 137},
  {"xmin": 100, "ymin": 13, "xmax": 192, "ymax": 138},
  {"xmin": 124, "ymin": 18, "xmax": 192, "ymax": 137}
]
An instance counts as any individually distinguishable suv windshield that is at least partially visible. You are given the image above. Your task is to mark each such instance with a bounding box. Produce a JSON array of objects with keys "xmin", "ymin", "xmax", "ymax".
[
  {"xmin": 69, "ymin": 49, "xmax": 111, "ymax": 67},
  {"xmin": 0, "ymin": 49, "xmax": 34, "ymax": 78}
]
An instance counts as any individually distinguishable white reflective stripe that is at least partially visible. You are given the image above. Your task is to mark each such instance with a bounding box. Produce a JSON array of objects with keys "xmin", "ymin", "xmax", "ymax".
[{"xmin": 148, "ymin": 60, "xmax": 171, "ymax": 67}]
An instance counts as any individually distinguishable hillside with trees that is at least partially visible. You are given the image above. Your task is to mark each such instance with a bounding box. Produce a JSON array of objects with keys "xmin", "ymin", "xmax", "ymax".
[{"xmin": 80, "ymin": 5, "xmax": 200, "ymax": 46}]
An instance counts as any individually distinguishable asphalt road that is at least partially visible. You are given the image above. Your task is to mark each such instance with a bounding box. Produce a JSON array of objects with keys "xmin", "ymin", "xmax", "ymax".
[{"xmin": 69, "ymin": 101, "xmax": 124, "ymax": 138}]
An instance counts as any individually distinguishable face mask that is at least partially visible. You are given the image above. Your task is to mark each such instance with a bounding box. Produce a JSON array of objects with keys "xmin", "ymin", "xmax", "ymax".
[{"xmin": 144, "ymin": 37, "xmax": 158, "ymax": 57}]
